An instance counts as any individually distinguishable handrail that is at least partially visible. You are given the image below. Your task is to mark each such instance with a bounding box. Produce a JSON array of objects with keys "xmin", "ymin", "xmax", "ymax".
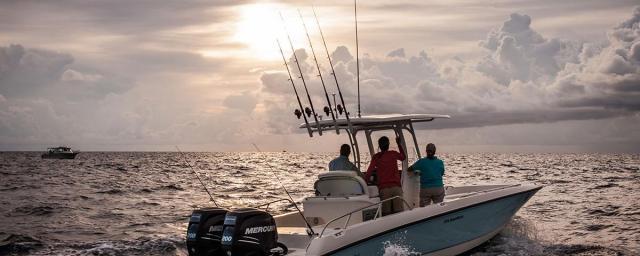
[
  {"xmin": 318, "ymin": 196, "xmax": 413, "ymax": 238},
  {"xmin": 445, "ymin": 184, "xmax": 521, "ymax": 200}
]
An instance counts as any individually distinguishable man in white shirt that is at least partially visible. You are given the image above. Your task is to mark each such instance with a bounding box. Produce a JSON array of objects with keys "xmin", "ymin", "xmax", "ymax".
[{"xmin": 328, "ymin": 144, "xmax": 363, "ymax": 178}]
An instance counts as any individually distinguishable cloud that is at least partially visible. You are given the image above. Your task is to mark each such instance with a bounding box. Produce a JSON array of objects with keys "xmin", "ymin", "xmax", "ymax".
[
  {"xmin": 478, "ymin": 13, "xmax": 583, "ymax": 85},
  {"xmin": 0, "ymin": 44, "xmax": 136, "ymax": 100},
  {"xmin": 0, "ymin": 44, "xmax": 73, "ymax": 97},
  {"xmin": 259, "ymin": 6, "xmax": 640, "ymax": 131},
  {"xmin": 1, "ymin": 2, "xmax": 638, "ymax": 152},
  {"xmin": 548, "ymin": 6, "xmax": 640, "ymax": 111},
  {"xmin": 61, "ymin": 69, "xmax": 103, "ymax": 82},
  {"xmin": 223, "ymin": 91, "xmax": 257, "ymax": 113}
]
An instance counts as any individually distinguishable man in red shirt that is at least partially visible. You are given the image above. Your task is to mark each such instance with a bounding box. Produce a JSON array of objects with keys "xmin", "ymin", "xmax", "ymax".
[{"xmin": 365, "ymin": 136, "xmax": 406, "ymax": 216}]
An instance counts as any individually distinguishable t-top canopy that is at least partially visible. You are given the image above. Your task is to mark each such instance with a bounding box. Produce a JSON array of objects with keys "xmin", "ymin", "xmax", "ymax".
[{"xmin": 299, "ymin": 114, "xmax": 450, "ymax": 130}]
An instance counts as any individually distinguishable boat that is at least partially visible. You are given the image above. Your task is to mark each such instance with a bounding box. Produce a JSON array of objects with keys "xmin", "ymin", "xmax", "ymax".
[
  {"xmin": 41, "ymin": 146, "xmax": 79, "ymax": 159},
  {"xmin": 185, "ymin": 4, "xmax": 540, "ymax": 255},
  {"xmin": 185, "ymin": 114, "xmax": 541, "ymax": 256}
]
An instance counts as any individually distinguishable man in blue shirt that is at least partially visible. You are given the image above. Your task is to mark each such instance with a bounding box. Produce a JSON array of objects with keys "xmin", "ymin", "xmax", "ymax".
[
  {"xmin": 408, "ymin": 143, "xmax": 445, "ymax": 206},
  {"xmin": 329, "ymin": 144, "xmax": 364, "ymax": 177}
]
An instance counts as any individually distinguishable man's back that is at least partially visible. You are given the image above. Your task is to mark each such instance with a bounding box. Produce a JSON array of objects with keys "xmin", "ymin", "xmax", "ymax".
[
  {"xmin": 411, "ymin": 157, "xmax": 445, "ymax": 188},
  {"xmin": 366, "ymin": 150, "xmax": 406, "ymax": 189},
  {"xmin": 329, "ymin": 156, "xmax": 358, "ymax": 171}
]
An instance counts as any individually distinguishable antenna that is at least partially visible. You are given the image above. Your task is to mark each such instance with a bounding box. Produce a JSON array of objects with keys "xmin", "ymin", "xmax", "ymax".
[
  {"xmin": 298, "ymin": 9, "xmax": 339, "ymax": 135},
  {"xmin": 355, "ymin": 0, "xmax": 361, "ymax": 118},
  {"xmin": 312, "ymin": 7, "xmax": 354, "ymax": 133},
  {"xmin": 277, "ymin": 40, "xmax": 313, "ymax": 137},
  {"xmin": 280, "ymin": 13, "xmax": 323, "ymax": 136},
  {"xmin": 175, "ymin": 146, "xmax": 220, "ymax": 208}
]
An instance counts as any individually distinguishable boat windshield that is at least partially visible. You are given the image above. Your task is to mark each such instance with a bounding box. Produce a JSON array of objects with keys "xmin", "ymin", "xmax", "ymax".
[{"xmin": 314, "ymin": 177, "xmax": 364, "ymax": 197}]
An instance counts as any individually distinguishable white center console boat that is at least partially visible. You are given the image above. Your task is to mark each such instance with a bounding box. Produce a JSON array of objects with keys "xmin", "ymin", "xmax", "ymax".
[{"xmin": 185, "ymin": 114, "xmax": 541, "ymax": 256}]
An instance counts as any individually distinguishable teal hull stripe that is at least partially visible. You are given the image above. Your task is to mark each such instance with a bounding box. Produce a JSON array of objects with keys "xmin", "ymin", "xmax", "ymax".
[{"xmin": 326, "ymin": 188, "xmax": 539, "ymax": 256}]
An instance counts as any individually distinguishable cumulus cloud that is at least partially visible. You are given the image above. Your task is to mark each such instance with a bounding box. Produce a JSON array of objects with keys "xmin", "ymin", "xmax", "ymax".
[
  {"xmin": 259, "ymin": 7, "xmax": 640, "ymax": 131},
  {"xmin": 549, "ymin": 6, "xmax": 640, "ymax": 111},
  {"xmin": 478, "ymin": 13, "xmax": 582, "ymax": 85}
]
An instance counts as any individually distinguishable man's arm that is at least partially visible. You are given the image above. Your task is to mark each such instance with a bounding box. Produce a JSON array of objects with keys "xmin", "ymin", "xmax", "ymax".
[
  {"xmin": 408, "ymin": 159, "xmax": 420, "ymax": 173},
  {"xmin": 364, "ymin": 155, "xmax": 377, "ymax": 182}
]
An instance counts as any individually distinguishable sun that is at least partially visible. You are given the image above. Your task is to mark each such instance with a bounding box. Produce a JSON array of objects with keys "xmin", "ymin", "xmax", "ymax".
[{"xmin": 233, "ymin": 3, "xmax": 308, "ymax": 60}]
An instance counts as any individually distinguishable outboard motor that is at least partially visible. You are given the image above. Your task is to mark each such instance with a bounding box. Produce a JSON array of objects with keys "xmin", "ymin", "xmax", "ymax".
[
  {"xmin": 186, "ymin": 207, "xmax": 228, "ymax": 256},
  {"xmin": 221, "ymin": 208, "xmax": 280, "ymax": 256}
]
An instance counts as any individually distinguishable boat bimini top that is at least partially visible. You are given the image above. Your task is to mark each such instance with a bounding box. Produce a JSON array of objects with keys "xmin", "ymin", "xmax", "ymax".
[
  {"xmin": 299, "ymin": 114, "xmax": 450, "ymax": 131},
  {"xmin": 299, "ymin": 114, "xmax": 449, "ymax": 173}
]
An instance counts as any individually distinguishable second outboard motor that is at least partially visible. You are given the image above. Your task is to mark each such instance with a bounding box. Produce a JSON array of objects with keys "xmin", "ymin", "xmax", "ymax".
[
  {"xmin": 221, "ymin": 208, "xmax": 279, "ymax": 256},
  {"xmin": 186, "ymin": 207, "xmax": 228, "ymax": 256}
]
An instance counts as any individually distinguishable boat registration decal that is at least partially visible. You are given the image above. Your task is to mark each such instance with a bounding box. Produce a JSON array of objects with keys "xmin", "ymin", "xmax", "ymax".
[{"xmin": 443, "ymin": 215, "xmax": 464, "ymax": 223}]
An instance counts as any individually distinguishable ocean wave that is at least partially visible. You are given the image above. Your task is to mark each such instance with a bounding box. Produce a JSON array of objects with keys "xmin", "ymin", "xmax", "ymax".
[
  {"xmin": 1, "ymin": 152, "xmax": 638, "ymax": 254},
  {"xmin": 0, "ymin": 234, "xmax": 44, "ymax": 255},
  {"xmin": 27, "ymin": 236, "xmax": 184, "ymax": 256},
  {"xmin": 96, "ymin": 189, "xmax": 125, "ymax": 194},
  {"xmin": 6, "ymin": 205, "xmax": 59, "ymax": 217}
]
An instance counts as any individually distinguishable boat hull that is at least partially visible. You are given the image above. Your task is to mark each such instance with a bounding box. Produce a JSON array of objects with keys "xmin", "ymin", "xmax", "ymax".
[
  {"xmin": 41, "ymin": 153, "xmax": 79, "ymax": 159},
  {"xmin": 312, "ymin": 187, "xmax": 540, "ymax": 256}
]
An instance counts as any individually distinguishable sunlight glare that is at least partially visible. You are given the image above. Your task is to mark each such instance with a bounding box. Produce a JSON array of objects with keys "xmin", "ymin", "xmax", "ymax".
[{"xmin": 233, "ymin": 3, "xmax": 309, "ymax": 60}]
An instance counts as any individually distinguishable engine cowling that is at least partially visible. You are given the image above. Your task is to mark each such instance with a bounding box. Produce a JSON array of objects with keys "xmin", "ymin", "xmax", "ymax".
[
  {"xmin": 220, "ymin": 208, "xmax": 278, "ymax": 256},
  {"xmin": 186, "ymin": 207, "xmax": 228, "ymax": 256}
]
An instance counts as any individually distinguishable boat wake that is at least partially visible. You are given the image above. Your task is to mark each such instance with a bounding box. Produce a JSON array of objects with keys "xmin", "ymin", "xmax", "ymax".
[
  {"xmin": 382, "ymin": 241, "xmax": 420, "ymax": 256},
  {"xmin": 467, "ymin": 217, "xmax": 631, "ymax": 256},
  {"xmin": 378, "ymin": 217, "xmax": 631, "ymax": 256}
]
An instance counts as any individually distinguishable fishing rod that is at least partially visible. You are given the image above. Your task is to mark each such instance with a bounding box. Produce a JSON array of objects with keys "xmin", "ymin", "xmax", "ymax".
[
  {"xmin": 280, "ymin": 13, "xmax": 323, "ymax": 136},
  {"xmin": 175, "ymin": 146, "xmax": 220, "ymax": 207},
  {"xmin": 311, "ymin": 7, "xmax": 354, "ymax": 131},
  {"xmin": 312, "ymin": 6, "xmax": 361, "ymax": 168},
  {"xmin": 251, "ymin": 143, "xmax": 316, "ymax": 236},
  {"xmin": 277, "ymin": 39, "xmax": 314, "ymax": 137},
  {"xmin": 354, "ymin": 0, "xmax": 361, "ymax": 118},
  {"xmin": 298, "ymin": 9, "xmax": 340, "ymax": 135}
]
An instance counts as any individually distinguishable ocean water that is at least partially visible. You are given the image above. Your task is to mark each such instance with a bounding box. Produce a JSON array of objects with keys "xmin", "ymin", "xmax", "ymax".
[{"xmin": 0, "ymin": 152, "xmax": 638, "ymax": 255}]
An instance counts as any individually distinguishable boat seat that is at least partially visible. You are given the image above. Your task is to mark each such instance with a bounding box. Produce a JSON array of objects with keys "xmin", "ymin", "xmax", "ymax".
[
  {"xmin": 315, "ymin": 171, "xmax": 370, "ymax": 197},
  {"xmin": 304, "ymin": 171, "xmax": 380, "ymax": 227}
]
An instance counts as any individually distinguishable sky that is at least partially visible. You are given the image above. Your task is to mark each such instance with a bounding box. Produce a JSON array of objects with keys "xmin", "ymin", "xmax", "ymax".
[{"xmin": 0, "ymin": 0, "xmax": 639, "ymax": 153}]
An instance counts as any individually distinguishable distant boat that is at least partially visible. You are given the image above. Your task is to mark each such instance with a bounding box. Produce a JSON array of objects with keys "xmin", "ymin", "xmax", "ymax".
[{"xmin": 41, "ymin": 146, "xmax": 79, "ymax": 159}]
